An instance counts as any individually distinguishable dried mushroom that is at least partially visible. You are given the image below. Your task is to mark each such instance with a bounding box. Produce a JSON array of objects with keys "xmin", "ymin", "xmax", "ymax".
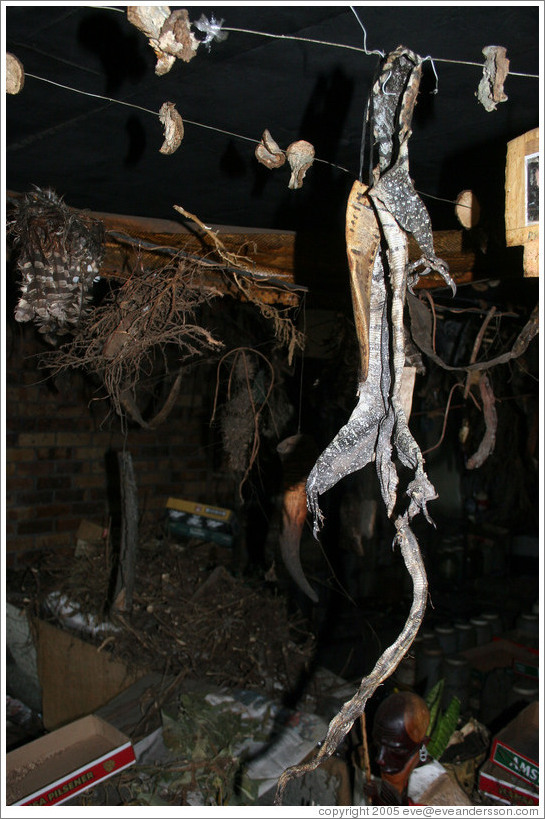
[
  {"xmin": 159, "ymin": 101, "xmax": 184, "ymax": 154},
  {"xmin": 6, "ymin": 52, "xmax": 25, "ymax": 95},
  {"xmin": 286, "ymin": 140, "xmax": 315, "ymax": 190},
  {"xmin": 255, "ymin": 130, "xmax": 286, "ymax": 169}
]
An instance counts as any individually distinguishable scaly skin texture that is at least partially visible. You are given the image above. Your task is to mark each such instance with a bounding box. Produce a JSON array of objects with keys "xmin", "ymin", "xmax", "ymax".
[{"xmin": 275, "ymin": 46, "xmax": 453, "ymax": 805}]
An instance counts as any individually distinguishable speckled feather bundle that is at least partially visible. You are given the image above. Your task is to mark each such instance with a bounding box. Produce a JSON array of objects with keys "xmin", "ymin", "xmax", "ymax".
[{"xmin": 9, "ymin": 188, "xmax": 104, "ymax": 342}]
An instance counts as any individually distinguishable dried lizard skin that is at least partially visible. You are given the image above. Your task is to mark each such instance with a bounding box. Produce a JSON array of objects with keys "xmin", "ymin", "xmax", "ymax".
[
  {"xmin": 275, "ymin": 46, "xmax": 452, "ymax": 804},
  {"xmin": 306, "ymin": 239, "xmax": 389, "ymax": 536},
  {"xmin": 307, "ymin": 46, "xmax": 448, "ymax": 529}
]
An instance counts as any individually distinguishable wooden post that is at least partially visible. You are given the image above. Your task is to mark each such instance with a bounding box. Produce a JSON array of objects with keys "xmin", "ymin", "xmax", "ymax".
[
  {"xmin": 113, "ymin": 451, "xmax": 139, "ymax": 613},
  {"xmin": 505, "ymin": 128, "xmax": 540, "ymax": 277}
]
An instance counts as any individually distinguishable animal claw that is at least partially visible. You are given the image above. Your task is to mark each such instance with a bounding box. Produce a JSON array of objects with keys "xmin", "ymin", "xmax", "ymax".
[{"xmin": 407, "ymin": 255, "xmax": 456, "ymax": 296}]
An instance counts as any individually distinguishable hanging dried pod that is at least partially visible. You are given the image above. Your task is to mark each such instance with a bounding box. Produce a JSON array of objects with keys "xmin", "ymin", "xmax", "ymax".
[
  {"xmin": 286, "ymin": 140, "xmax": 315, "ymax": 189},
  {"xmin": 255, "ymin": 129, "xmax": 286, "ymax": 169},
  {"xmin": 127, "ymin": 6, "xmax": 199, "ymax": 75},
  {"xmin": 476, "ymin": 45, "xmax": 509, "ymax": 112},
  {"xmin": 6, "ymin": 52, "xmax": 25, "ymax": 94},
  {"xmin": 159, "ymin": 102, "xmax": 184, "ymax": 154}
]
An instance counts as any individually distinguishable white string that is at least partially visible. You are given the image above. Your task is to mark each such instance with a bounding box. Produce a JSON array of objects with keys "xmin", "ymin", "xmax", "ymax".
[
  {"xmin": 422, "ymin": 56, "xmax": 440, "ymax": 94},
  {"xmin": 22, "ymin": 72, "xmax": 351, "ymax": 171},
  {"xmin": 349, "ymin": 6, "xmax": 385, "ymax": 58}
]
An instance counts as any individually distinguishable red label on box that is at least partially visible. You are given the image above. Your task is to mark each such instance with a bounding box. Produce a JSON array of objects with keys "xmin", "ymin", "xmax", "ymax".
[
  {"xmin": 18, "ymin": 743, "xmax": 135, "ymax": 806},
  {"xmin": 479, "ymin": 768, "xmax": 539, "ymax": 806}
]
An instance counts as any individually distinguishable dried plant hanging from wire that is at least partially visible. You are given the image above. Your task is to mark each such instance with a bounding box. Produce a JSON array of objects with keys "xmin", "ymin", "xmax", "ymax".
[
  {"xmin": 40, "ymin": 254, "xmax": 224, "ymax": 427},
  {"xmin": 211, "ymin": 347, "xmax": 276, "ymax": 499}
]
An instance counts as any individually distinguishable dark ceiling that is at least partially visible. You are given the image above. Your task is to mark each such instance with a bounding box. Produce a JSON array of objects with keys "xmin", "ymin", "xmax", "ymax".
[{"xmin": 5, "ymin": 3, "xmax": 541, "ymax": 239}]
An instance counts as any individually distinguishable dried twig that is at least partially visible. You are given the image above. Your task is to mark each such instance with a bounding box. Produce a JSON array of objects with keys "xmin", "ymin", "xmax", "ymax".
[
  {"xmin": 464, "ymin": 305, "xmax": 496, "ymax": 398},
  {"xmin": 466, "ymin": 372, "xmax": 497, "ymax": 469}
]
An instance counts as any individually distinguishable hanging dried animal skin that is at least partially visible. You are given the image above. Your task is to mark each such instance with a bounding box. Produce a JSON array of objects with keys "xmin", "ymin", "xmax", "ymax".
[
  {"xmin": 8, "ymin": 188, "xmax": 104, "ymax": 343},
  {"xmin": 159, "ymin": 101, "xmax": 184, "ymax": 154},
  {"xmin": 476, "ymin": 45, "xmax": 509, "ymax": 112},
  {"xmin": 275, "ymin": 45, "xmax": 449, "ymax": 805},
  {"xmin": 286, "ymin": 140, "xmax": 315, "ymax": 189},
  {"xmin": 6, "ymin": 52, "xmax": 24, "ymax": 94},
  {"xmin": 255, "ymin": 130, "xmax": 286, "ymax": 169},
  {"xmin": 127, "ymin": 6, "xmax": 199, "ymax": 75}
]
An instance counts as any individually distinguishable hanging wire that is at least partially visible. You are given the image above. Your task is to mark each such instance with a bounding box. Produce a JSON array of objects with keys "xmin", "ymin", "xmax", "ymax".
[
  {"xmin": 20, "ymin": 72, "xmax": 351, "ymax": 172},
  {"xmin": 20, "ymin": 71, "xmax": 478, "ymax": 209},
  {"xmin": 14, "ymin": 1, "xmax": 538, "ymax": 211},
  {"xmin": 79, "ymin": 4, "xmax": 538, "ymax": 79},
  {"xmin": 349, "ymin": 6, "xmax": 385, "ymax": 58},
  {"xmin": 219, "ymin": 22, "xmax": 538, "ymax": 78}
]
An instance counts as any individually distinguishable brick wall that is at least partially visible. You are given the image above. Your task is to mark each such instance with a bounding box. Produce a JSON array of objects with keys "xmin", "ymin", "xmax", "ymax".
[{"xmin": 5, "ymin": 324, "xmax": 234, "ymax": 568}]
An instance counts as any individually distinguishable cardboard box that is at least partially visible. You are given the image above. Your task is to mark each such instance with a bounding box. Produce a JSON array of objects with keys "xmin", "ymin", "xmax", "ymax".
[
  {"xmin": 34, "ymin": 617, "xmax": 145, "ymax": 731},
  {"xmin": 6, "ymin": 715, "xmax": 135, "ymax": 806},
  {"xmin": 166, "ymin": 497, "xmax": 237, "ymax": 547},
  {"xmin": 479, "ymin": 759, "xmax": 539, "ymax": 806},
  {"xmin": 490, "ymin": 702, "xmax": 539, "ymax": 787},
  {"xmin": 461, "ymin": 638, "xmax": 539, "ymax": 681}
]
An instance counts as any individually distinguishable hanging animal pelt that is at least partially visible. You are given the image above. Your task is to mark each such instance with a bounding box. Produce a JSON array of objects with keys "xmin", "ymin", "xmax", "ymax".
[{"xmin": 8, "ymin": 187, "xmax": 104, "ymax": 343}]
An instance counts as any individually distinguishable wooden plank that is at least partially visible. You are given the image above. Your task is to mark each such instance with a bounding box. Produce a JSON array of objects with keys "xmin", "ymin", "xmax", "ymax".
[
  {"xmin": 505, "ymin": 128, "xmax": 539, "ymax": 277},
  {"xmin": 7, "ymin": 191, "xmax": 476, "ymax": 296}
]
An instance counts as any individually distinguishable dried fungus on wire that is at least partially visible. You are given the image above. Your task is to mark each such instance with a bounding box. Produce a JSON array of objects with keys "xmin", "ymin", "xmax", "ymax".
[
  {"xmin": 159, "ymin": 102, "xmax": 184, "ymax": 154},
  {"xmin": 255, "ymin": 129, "xmax": 286, "ymax": 169},
  {"xmin": 127, "ymin": 6, "xmax": 200, "ymax": 74},
  {"xmin": 476, "ymin": 45, "xmax": 510, "ymax": 112},
  {"xmin": 6, "ymin": 52, "xmax": 25, "ymax": 94},
  {"xmin": 286, "ymin": 140, "xmax": 315, "ymax": 190}
]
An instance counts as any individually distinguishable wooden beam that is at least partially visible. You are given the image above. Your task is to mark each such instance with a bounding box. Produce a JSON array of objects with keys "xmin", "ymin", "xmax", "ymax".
[{"xmin": 7, "ymin": 193, "xmax": 476, "ymax": 303}]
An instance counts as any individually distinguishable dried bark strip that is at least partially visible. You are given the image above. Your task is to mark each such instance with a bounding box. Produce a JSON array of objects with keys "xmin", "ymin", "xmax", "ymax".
[{"xmin": 466, "ymin": 373, "xmax": 497, "ymax": 469}]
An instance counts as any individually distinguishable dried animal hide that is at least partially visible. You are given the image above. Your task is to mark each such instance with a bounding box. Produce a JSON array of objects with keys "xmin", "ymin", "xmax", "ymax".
[
  {"xmin": 276, "ymin": 46, "xmax": 453, "ymax": 803},
  {"xmin": 9, "ymin": 188, "xmax": 104, "ymax": 343},
  {"xmin": 307, "ymin": 46, "xmax": 452, "ymax": 531}
]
